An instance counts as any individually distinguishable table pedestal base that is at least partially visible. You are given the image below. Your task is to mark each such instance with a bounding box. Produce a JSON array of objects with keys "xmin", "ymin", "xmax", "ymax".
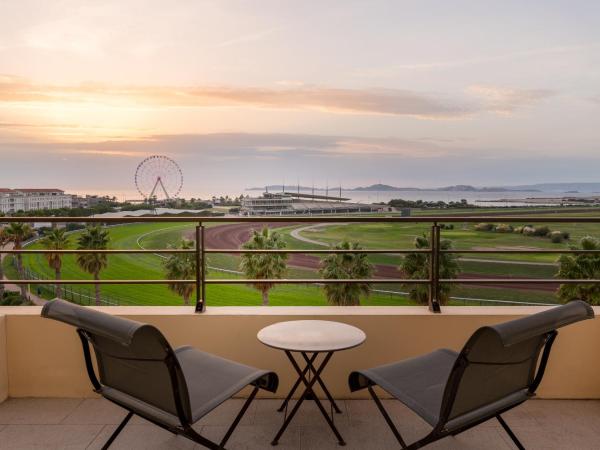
[{"xmin": 271, "ymin": 351, "xmax": 345, "ymax": 446}]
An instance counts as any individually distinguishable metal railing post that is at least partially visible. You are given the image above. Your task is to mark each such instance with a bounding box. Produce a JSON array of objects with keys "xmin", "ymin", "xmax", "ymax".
[
  {"xmin": 428, "ymin": 223, "xmax": 442, "ymax": 313},
  {"xmin": 195, "ymin": 223, "xmax": 206, "ymax": 313}
]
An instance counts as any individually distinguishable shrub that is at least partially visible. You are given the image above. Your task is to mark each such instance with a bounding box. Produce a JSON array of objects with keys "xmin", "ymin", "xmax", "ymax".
[
  {"xmin": 557, "ymin": 236, "xmax": 600, "ymax": 304},
  {"xmin": 0, "ymin": 291, "xmax": 28, "ymax": 306},
  {"xmin": 513, "ymin": 226, "xmax": 525, "ymax": 234},
  {"xmin": 65, "ymin": 223, "xmax": 86, "ymax": 232},
  {"xmin": 474, "ymin": 223, "xmax": 495, "ymax": 232},
  {"xmin": 561, "ymin": 231, "xmax": 571, "ymax": 240},
  {"xmin": 549, "ymin": 231, "xmax": 564, "ymax": 244},
  {"xmin": 495, "ymin": 224, "xmax": 514, "ymax": 233},
  {"xmin": 522, "ymin": 226, "xmax": 536, "ymax": 236},
  {"xmin": 439, "ymin": 224, "xmax": 454, "ymax": 230},
  {"xmin": 532, "ymin": 225, "xmax": 551, "ymax": 237}
]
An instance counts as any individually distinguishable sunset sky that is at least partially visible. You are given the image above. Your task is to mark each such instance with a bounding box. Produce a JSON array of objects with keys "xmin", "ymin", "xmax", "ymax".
[{"xmin": 1, "ymin": 0, "xmax": 599, "ymax": 198}]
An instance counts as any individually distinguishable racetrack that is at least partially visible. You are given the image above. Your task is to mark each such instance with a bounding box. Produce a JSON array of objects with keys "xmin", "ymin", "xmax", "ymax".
[{"xmin": 194, "ymin": 222, "xmax": 557, "ymax": 292}]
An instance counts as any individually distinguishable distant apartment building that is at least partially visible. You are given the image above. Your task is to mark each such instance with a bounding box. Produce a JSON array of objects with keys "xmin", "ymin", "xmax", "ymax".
[
  {"xmin": 71, "ymin": 194, "xmax": 113, "ymax": 208},
  {"xmin": 0, "ymin": 189, "xmax": 72, "ymax": 214}
]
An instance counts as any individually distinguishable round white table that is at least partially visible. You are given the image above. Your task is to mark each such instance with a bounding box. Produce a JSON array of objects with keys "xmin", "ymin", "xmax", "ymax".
[{"xmin": 257, "ymin": 320, "xmax": 366, "ymax": 446}]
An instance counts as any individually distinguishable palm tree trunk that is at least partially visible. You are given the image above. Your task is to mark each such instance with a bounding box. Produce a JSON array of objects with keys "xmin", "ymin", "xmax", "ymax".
[
  {"xmin": 262, "ymin": 290, "xmax": 269, "ymax": 306},
  {"xmin": 0, "ymin": 254, "xmax": 4, "ymax": 300},
  {"xmin": 16, "ymin": 254, "xmax": 23, "ymax": 275},
  {"xmin": 183, "ymin": 294, "xmax": 190, "ymax": 306},
  {"xmin": 55, "ymin": 267, "xmax": 62, "ymax": 298},
  {"xmin": 94, "ymin": 271, "xmax": 101, "ymax": 306},
  {"xmin": 16, "ymin": 254, "xmax": 28, "ymax": 301}
]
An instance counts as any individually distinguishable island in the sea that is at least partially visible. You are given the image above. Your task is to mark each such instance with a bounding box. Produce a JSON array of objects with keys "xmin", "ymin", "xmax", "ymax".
[{"xmin": 247, "ymin": 182, "xmax": 600, "ymax": 193}]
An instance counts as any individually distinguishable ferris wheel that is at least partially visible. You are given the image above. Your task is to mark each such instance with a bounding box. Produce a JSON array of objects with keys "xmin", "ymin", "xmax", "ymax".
[{"xmin": 135, "ymin": 155, "xmax": 183, "ymax": 200}]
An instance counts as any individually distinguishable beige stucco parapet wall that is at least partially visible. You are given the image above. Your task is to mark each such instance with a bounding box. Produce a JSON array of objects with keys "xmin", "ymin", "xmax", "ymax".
[
  {"xmin": 0, "ymin": 315, "xmax": 7, "ymax": 402},
  {"xmin": 0, "ymin": 306, "xmax": 598, "ymax": 400}
]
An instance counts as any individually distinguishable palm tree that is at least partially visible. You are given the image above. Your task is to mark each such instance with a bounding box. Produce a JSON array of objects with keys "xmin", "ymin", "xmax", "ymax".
[
  {"xmin": 76, "ymin": 226, "xmax": 110, "ymax": 306},
  {"xmin": 5, "ymin": 222, "xmax": 33, "ymax": 300},
  {"xmin": 40, "ymin": 228, "xmax": 69, "ymax": 298},
  {"xmin": 0, "ymin": 227, "xmax": 9, "ymax": 300},
  {"xmin": 239, "ymin": 227, "xmax": 287, "ymax": 306},
  {"xmin": 401, "ymin": 234, "xmax": 460, "ymax": 305},
  {"xmin": 319, "ymin": 240, "xmax": 374, "ymax": 306},
  {"xmin": 164, "ymin": 239, "xmax": 196, "ymax": 305},
  {"xmin": 556, "ymin": 236, "xmax": 600, "ymax": 304}
]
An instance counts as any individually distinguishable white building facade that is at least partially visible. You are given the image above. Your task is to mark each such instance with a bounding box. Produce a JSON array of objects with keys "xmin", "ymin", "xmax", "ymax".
[{"xmin": 0, "ymin": 189, "xmax": 72, "ymax": 214}]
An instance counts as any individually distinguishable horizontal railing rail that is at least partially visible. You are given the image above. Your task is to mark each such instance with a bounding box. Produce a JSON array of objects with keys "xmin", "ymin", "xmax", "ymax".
[
  {"xmin": 2, "ymin": 216, "xmax": 600, "ymax": 223},
  {"xmin": 0, "ymin": 248, "xmax": 429, "ymax": 254},
  {"xmin": 0, "ymin": 249, "xmax": 195, "ymax": 254},
  {"xmin": 1, "ymin": 215, "xmax": 599, "ymax": 312}
]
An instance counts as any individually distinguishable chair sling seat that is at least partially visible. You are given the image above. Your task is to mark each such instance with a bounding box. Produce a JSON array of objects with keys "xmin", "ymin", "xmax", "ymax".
[
  {"xmin": 350, "ymin": 348, "xmax": 458, "ymax": 426},
  {"xmin": 175, "ymin": 345, "xmax": 277, "ymax": 422},
  {"xmin": 98, "ymin": 346, "xmax": 277, "ymax": 427}
]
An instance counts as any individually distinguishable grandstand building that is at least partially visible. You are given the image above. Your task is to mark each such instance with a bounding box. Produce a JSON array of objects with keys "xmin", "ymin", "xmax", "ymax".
[
  {"xmin": 240, "ymin": 192, "xmax": 385, "ymax": 216},
  {"xmin": 0, "ymin": 188, "xmax": 72, "ymax": 214}
]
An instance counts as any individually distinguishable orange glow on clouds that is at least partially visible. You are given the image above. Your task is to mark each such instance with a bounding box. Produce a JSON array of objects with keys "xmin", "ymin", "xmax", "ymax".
[{"xmin": 0, "ymin": 75, "xmax": 555, "ymax": 142}]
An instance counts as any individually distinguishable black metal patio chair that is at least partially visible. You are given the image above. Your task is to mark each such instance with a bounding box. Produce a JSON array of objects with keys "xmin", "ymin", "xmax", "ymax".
[
  {"xmin": 41, "ymin": 300, "xmax": 278, "ymax": 450},
  {"xmin": 349, "ymin": 300, "xmax": 594, "ymax": 449}
]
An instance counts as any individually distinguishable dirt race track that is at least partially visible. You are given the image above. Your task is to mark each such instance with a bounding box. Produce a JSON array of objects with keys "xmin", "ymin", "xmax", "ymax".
[{"xmin": 198, "ymin": 223, "xmax": 557, "ymax": 292}]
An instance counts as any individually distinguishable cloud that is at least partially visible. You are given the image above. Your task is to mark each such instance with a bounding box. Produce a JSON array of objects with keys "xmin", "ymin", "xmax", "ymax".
[
  {"xmin": 0, "ymin": 121, "xmax": 80, "ymax": 129},
  {"xmin": 354, "ymin": 42, "xmax": 600, "ymax": 76},
  {"xmin": 467, "ymin": 85, "xmax": 555, "ymax": 113},
  {"xmin": 86, "ymin": 133, "xmax": 457, "ymax": 162},
  {"xmin": 3, "ymin": 131, "xmax": 599, "ymax": 198},
  {"xmin": 0, "ymin": 132, "xmax": 455, "ymax": 160},
  {"xmin": 59, "ymin": 148, "xmax": 144, "ymax": 157},
  {"xmin": 0, "ymin": 75, "xmax": 551, "ymax": 120},
  {"xmin": 0, "ymin": 132, "xmax": 469, "ymax": 195}
]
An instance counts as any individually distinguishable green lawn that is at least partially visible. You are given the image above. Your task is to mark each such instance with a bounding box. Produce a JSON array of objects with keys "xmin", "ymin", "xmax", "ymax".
[
  {"xmin": 290, "ymin": 219, "xmax": 600, "ymax": 264},
  {"xmin": 16, "ymin": 222, "xmax": 413, "ymax": 306},
  {"xmin": 12, "ymin": 206, "xmax": 591, "ymax": 307}
]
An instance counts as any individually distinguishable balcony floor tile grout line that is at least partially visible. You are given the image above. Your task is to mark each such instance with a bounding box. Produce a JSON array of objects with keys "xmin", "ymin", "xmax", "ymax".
[
  {"xmin": 58, "ymin": 398, "xmax": 85, "ymax": 425},
  {"xmin": 85, "ymin": 423, "xmax": 110, "ymax": 449}
]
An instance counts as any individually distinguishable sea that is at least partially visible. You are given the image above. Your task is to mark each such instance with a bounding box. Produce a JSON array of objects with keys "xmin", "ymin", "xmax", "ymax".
[
  {"xmin": 245, "ymin": 189, "xmax": 599, "ymax": 207},
  {"xmin": 83, "ymin": 188, "xmax": 600, "ymax": 210}
]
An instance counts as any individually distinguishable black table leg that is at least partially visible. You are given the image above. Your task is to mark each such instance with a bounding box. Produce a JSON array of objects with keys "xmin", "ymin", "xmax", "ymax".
[
  {"xmin": 271, "ymin": 351, "xmax": 345, "ymax": 446},
  {"xmin": 301, "ymin": 352, "xmax": 342, "ymax": 414},
  {"xmin": 277, "ymin": 352, "xmax": 318, "ymax": 412}
]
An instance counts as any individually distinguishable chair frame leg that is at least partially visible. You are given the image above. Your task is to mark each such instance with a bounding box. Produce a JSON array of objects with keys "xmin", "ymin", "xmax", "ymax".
[
  {"xmin": 101, "ymin": 411, "xmax": 133, "ymax": 450},
  {"xmin": 366, "ymin": 387, "xmax": 458, "ymax": 450},
  {"xmin": 367, "ymin": 386, "xmax": 408, "ymax": 448},
  {"xmin": 102, "ymin": 387, "xmax": 261, "ymax": 450},
  {"xmin": 496, "ymin": 414, "xmax": 525, "ymax": 450},
  {"xmin": 219, "ymin": 386, "xmax": 260, "ymax": 447},
  {"xmin": 367, "ymin": 395, "xmax": 528, "ymax": 450}
]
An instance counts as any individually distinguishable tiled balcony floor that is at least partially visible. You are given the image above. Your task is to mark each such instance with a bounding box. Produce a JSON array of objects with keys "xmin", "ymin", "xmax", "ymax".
[{"xmin": 0, "ymin": 398, "xmax": 598, "ymax": 449}]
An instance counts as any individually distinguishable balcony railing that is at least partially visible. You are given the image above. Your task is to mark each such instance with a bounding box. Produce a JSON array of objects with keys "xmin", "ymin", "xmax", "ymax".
[{"xmin": 2, "ymin": 215, "xmax": 600, "ymax": 313}]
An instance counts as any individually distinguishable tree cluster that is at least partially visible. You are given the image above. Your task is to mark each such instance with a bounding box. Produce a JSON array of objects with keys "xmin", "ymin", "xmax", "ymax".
[{"xmin": 388, "ymin": 198, "xmax": 474, "ymax": 209}]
